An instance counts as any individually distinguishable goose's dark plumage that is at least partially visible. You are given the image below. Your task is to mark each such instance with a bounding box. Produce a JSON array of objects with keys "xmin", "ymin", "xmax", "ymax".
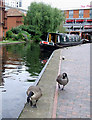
[
  {"xmin": 27, "ymin": 86, "xmax": 42, "ymax": 108},
  {"xmin": 56, "ymin": 73, "xmax": 69, "ymax": 90}
]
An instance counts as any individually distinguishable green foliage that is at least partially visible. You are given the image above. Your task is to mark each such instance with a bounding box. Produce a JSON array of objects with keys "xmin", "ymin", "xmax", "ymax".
[
  {"xmin": 58, "ymin": 23, "xmax": 67, "ymax": 33},
  {"xmin": 21, "ymin": 31, "xmax": 31, "ymax": 41},
  {"xmin": 5, "ymin": 28, "xmax": 32, "ymax": 41},
  {"xmin": 11, "ymin": 27, "xmax": 21, "ymax": 34},
  {"xmin": 18, "ymin": 25, "xmax": 30, "ymax": 32},
  {"xmin": 18, "ymin": 25, "xmax": 42, "ymax": 42},
  {"xmin": 17, "ymin": 32, "xmax": 25, "ymax": 40},
  {"xmin": 6, "ymin": 30, "xmax": 13, "ymax": 39},
  {"xmin": 23, "ymin": 2, "xmax": 65, "ymax": 40},
  {"xmin": 12, "ymin": 34, "xmax": 19, "ymax": 41}
]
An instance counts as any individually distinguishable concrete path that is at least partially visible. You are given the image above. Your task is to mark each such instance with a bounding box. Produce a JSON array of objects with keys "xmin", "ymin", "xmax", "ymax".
[
  {"xmin": 56, "ymin": 43, "xmax": 90, "ymax": 118},
  {"xmin": 19, "ymin": 43, "xmax": 90, "ymax": 118}
]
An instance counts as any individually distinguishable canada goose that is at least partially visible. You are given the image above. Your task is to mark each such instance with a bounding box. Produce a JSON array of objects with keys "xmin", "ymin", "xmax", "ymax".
[
  {"xmin": 56, "ymin": 73, "xmax": 69, "ymax": 90},
  {"xmin": 27, "ymin": 86, "xmax": 42, "ymax": 108}
]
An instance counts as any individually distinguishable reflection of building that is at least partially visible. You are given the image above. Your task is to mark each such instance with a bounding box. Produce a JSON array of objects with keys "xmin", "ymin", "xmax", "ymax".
[
  {"xmin": 0, "ymin": 45, "xmax": 4, "ymax": 85},
  {"xmin": 63, "ymin": 7, "xmax": 92, "ymax": 35},
  {"xmin": 0, "ymin": 46, "xmax": 2, "ymax": 84},
  {"xmin": 0, "ymin": 0, "xmax": 7, "ymax": 40}
]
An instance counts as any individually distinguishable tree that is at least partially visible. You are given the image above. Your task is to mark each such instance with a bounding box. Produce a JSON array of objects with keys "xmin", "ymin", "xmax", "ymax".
[{"xmin": 24, "ymin": 2, "xmax": 65, "ymax": 40}]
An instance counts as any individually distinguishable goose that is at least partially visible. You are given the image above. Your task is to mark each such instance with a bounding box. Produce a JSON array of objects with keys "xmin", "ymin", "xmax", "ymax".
[
  {"xmin": 56, "ymin": 73, "xmax": 69, "ymax": 90},
  {"xmin": 27, "ymin": 86, "xmax": 42, "ymax": 108}
]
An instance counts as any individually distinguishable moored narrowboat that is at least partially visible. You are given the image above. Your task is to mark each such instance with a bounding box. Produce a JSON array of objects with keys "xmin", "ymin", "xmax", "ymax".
[{"xmin": 39, "ymin": 33, "xmax": 82, "ymax": 51}]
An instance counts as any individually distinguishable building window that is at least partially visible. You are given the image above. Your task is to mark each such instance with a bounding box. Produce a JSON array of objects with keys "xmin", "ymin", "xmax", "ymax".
[
  {"xmin": 90, "ymin": 9, "xmax": 92, "ymax": 18},
  {"xmin": 69, "ymin": 10, "xmax": 73, "ymax": 18},
  {"xmin": 19, "ymin": 2, "xmax": 22, "ymax": 7},
  {"xmin": 79, "ymin": 10, "xmax": 84, "ymax": 18}
]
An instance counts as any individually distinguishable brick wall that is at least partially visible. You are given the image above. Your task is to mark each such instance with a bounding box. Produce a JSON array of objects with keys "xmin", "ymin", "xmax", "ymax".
[
  {"xmin": 0, "ymin": 0, "xmax": 5, "ymax": 41},
  {"xmin": 6, "ymin": 16, "xmax": 23, "ymax": 31},
  {"xmin": 4, "ymin": 8, "xmax": 24, "ymax": 36}
]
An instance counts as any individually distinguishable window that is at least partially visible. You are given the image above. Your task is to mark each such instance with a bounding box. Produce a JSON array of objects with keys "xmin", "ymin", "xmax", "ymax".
[
  {"xmin": 19, "ymin": 2, "xmax": 22, "ymax": 7},
  {"xmin": 79, "ymin": 10, "xmax": 84, "ymax": 18},
  {"xmin": 69, "ymin": 10, "xmax": 73, "ymax": 18},
  {"xmin": 90, "ymin": 9, "xmax": 92, "ymax": 18}
]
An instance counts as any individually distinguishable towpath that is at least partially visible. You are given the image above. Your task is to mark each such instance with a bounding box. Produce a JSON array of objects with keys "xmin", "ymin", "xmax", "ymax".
[{"xmin": 19, "ymin": 43, "xmax": 91, "ymax": 118}]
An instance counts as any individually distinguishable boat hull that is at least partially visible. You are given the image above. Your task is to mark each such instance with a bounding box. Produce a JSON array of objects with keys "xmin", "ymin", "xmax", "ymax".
[
  {"xmin": 40, "ymin": 41, "xmax": 82, "ymax": 51},
  {"xmin": 40, "ymin": 44, "xmax": 60, "ymax": 51}
]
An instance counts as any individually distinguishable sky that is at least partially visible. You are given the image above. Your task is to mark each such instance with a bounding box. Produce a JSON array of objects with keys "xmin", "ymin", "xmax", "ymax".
[{"xmin": 22, "ymin": 0, "xmax": 92, "ymax": 10}]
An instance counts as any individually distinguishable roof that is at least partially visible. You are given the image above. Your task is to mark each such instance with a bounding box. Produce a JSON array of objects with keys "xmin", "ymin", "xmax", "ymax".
[
  {"xmin": 63, "ymin": 7, "xmax": 91, "ymax": 11},
  {"xmin": 7, "ymin": 8, "xmax": 24, "ymax": 16}
]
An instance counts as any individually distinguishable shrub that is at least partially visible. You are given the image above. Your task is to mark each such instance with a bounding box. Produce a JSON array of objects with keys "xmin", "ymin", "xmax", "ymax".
[
  {"xmin": 21, "ymin": 31, "xmax": 31, "ymax": 41},
  {"xmin": 11, "ymin": 27, "xmax": 21, "ymax": 34},
  {"xmin": 6, "ymin": 30, "xmax": 13, "ymax": 39},
  {"xmin": 12, "ymin": 34, "xmax": 19, "ymax": 41},
  {"xmin": 18, "ymin": 25, "xmax": 29, "ymax": 32},
  {"xmin": 17, "ymin": 32, "xmax": 25, "ymax": 41},
  {"xmin": 32, "ymin": 35, "xmax": 41, "ymax": 42}
]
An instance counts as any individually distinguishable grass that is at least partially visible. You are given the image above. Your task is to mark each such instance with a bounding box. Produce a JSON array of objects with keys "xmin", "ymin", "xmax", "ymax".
[{"xmin": 0, "ymin": 40, "xmax": 25, "ymax": 44}]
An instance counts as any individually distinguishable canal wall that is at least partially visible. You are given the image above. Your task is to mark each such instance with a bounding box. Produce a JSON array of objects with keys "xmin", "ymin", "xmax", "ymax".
[{"xmin": 19, "ymin": 48, "xmax": 61, "ymax": 118}]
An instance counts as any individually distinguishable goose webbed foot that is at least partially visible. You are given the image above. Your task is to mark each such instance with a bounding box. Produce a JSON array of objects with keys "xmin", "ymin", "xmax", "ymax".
[
  {"xmin": 58, "ymin": 84, "xmax": 60, "ymax": 89},
  {"xmin": 32, "ymin": 104, "xmax": 37, "ymax": 108},
  {"xmin": 61, "ymin": 86, "xmax": 64, "ymax": 90},
  {"xmin": 32, "ymin": 100, "xmax": 38, "ymax": 108}
]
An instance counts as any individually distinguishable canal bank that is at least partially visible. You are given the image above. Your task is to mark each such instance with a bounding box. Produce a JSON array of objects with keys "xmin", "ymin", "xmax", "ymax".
[
  {"xmin": 19, "ymin": 43, "xmax": 90, "ymax": 118},
  {"xmin": 19, "ymin": 48, "xmax": 61, "ymax": 118}
]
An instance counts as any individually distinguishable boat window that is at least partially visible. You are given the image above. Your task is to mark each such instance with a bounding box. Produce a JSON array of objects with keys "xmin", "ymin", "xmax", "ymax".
[
  {"xmin": 66, "ymin": 36, "xmax": 69, "ymax": 42},
  {"xmin": 50, "ymin": 34, "xmax": 56, "ymax": 43},
  {"xmin": 71, "ymin": 37, "xmax": 73, "ymax": 41},
  {"xmin": 63, "ymin": 35, "xmax": 67, "ymax": 42},
  {"xmin": 60, "ymin": 35, "xmax": 64, "ymax": 42},
  {"xmin": 74, "ymin": 37, "xmax": 76, "ymax": 41}
]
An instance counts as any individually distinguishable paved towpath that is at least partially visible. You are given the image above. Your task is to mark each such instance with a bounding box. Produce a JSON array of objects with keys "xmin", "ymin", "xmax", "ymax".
[
  {"xmin": 19, "ymin": 43, "xmax": 91, "ymax": 118},
  {"xmin": 55, "ymin": 43, "xmax": 90, "ymax": 118}
]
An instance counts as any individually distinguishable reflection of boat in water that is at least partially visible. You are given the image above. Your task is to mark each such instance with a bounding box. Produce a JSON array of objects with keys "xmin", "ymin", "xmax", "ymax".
[
  {"xmin": 40, "ymin": 33, "xmax": 82, "ymax": 51},
  {"xmin": 41, "ymin": 59, "xmax": 48, "ymax": 64}
]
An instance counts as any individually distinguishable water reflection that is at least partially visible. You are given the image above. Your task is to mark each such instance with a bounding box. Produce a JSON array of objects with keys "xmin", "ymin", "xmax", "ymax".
[
  {"xmin": 0, "ymin": 45, "xmax": 5, "ymax": 86},
  {"xmin": 0, "ymin": 42, "xmax": 52, "ymax": 118},
  {"xmin": 2, "ymin": 43, "xmax": 46, "ymax": 82}
]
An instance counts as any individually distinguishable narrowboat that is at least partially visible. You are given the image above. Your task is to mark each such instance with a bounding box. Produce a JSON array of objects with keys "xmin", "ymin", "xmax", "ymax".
[{"xmin": 39, "ymin": 33, "xmax": 82, "ymax": 51}]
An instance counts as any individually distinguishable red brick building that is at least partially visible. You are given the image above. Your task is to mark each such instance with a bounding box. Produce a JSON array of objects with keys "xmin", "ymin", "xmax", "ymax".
[
  {"xmin": 0, "ymin": 0, "xmax": 7, "ymax": 41},
  {"xmin": 5, "ymin": 8, "xmax": 24, "ymax": 35}
]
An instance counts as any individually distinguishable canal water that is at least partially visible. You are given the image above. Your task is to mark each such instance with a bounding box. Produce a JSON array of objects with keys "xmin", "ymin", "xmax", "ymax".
[{"xmin": 0, "ymin": 42, "xmax": 52, "ymax": 118}]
